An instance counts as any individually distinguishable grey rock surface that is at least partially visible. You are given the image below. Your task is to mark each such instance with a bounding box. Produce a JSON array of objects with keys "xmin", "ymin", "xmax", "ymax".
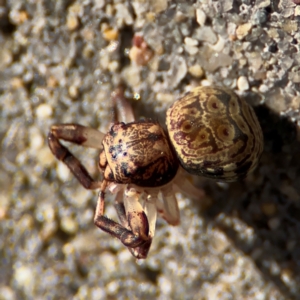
[{"xmin": 1, "ymin": 1, "xmax": 300, "ymax": 299}]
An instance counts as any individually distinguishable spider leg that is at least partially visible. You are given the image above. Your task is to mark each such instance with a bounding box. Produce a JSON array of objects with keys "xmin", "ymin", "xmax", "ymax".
[
  {"xmin": 48, "ymin": 124, "xmax": 104, "ymax": 189},
  {"xmin": 157, "ymin": 186, "xmax": 180, "ymax": 226},
  {"xmin": 113, "ymin": 193, "xmax": 151, "ymax": 258},
  {"xmin": 114, "ymin": 190, "xmax": 129, "ymax": 228},
  {"xmin": 94, "ymin": 183, "xmax": 151, "ymax": 259},
  {"xmin": 142, "ymin": 192, "xmax": 158, "ymax": 237},
  {"xmin": 173, "ymin": 167, "xmax": 212, "ymax": 210},
  {"xmin": 111, "ymin": 86, "xmax": 135, "ymax": 123}
]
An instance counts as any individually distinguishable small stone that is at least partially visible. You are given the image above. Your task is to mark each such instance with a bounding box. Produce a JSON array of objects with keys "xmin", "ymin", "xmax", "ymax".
[
  {"xmin": 9, "ymin": 10, "xmax": 29, "ymax": 25},
  {"xmin": 222, "ymin": 0, "xmax": 233, "ymax": 11},
  {"xmin": 267, "ymin": 28, "xmax": 279, "ymax": 39},
  {"xmin": 36, "ymin": 147, "xmax": 56, "ymax": 167},
  {"xmin": 158, "ymin": 276, "xmax": 172, "ymax": 295},
  {"xmin": 151, "ymin": 0, "xmax": 168, "ymax": 13},
  {"xmin": 296, "ymin": 6, "xmax": 300, "ymax": 16},
  {"xmin": 66, "ymin": 14, "xmax": 79, "ymax": 31},
  {"xmin": 188, "ymin": 65, "xmax": 204, "ymax": 78},
  {"xmin": 291, "ymin": 96, "xmax": 300, "ymax": 110},
  {"xmin": 82, "ymin": 44, "xmax": 95, "ymax": 58},
  {"xmin": 184, "ymin": 37, "xmax": 198, "ymax": 46},
  {"xmin": 62, "ymin": 243, "xmax": 75, "ymax": 256},
  {"xmin": 193, "ymin": 26, "xmax": 218, "ymax": 44},
  {"xmin": 168, "ymin": 55, "xmax": 187, "ymax": 88},
  {"xmin": 196, "ymin": 8, "xmax": 206, "ymax": 26},
  {"xmin": 82, "ymin": 28, "xmax": 95, "ymax": 42},
  {"xmin": 156, "ymin": 93, "xmax": 174, "ymax": 103},
  {"xmin": 60, "ymin": 216, "xmax": 78, "ymax": 234},
  {"xmin": 289, "ymin": 66, "xmax": 300, "ymax": 83},
  {"xmin": 108, "ymin": 61, "xmax": 119, "ymax": 73},
  {"xmin": 30, "ymin": 130, "xmax": 43, "ymax": 150},
  {"xmin": 282, "ymin": 8, "xmax": 294, "ymax": 18},
  {"xmin": 0, "ymin": 286, "xmax": 16, "ymax": 300},
  {"xmin": 68, "ymin": 85, "xmax": 79, "ymax": 99},
  {"xmin": 256, "ymin": 0, "xmax": 271, "ymax": 8},
  {"xmin": 129, "ymin": 45, "xmax": 153, "ymax": 65},
  {"xmin": 36, "ymin": 103, "xmax": 53, "ymax": 119},
  {"xmin": 129, "ymin": 35, "xmax": 153, "ymax": 66},
  {"xmin": 122, "ymin": 65, "xmax": 140, "ymax": 88},
  {"xmin": 94, "ymin": 0, "xmax": 105, "ymax": 9},
  {"xmin": 100, "ymin": 252, "xmax": 118, "ymax": 273},
  {"xmin": 199, "ymin": 47, "xmax": 233, "ymax": 72},
  {"xmin": 237, "ymin": 76, "xmax": 249, "ymax": 91},
  {"xmin": 259, "ymin": 84, "xmax": 269, "ymax": 93},
  {"xmin": 10, "ymin": 77, "xmax": 23, "ymax": 89},
  {"xmin": 236, "ymin": 23, "xmax": 252, "ymax": 40},
  {"xmin": 282, "ymin": 20, "xmax": 297, "ymax": 33},
  {"xmin": 281, "ymin": 56, "xmax": 293, "ymax": 71},
  {"xmin": 106, "ymin": 280, "xmax": 119, "ymax": 295},
  {"xmin": 103, "ymin": 28, "xmax": 119, "ymax": 41},
  {"xmin": 253, "ymin": 9, "xmax": 268, "ymax": 25},
  {"xmin": 209, "ymin": 36, "xmax": 225, "ymax": 52},
  {"xmin": 57, "ymin": 162, "xmax": 71, "ymax": 182},
  {"xmin": 14, "ymin": 266, "xmax": 34, "ymax": 290},
  {"xmin": 281, "ymin": 268, "xmax": 293, "ymax": 285},
  {"xmin": 115, "ymin": 3, "xmax": 134, "ymax": 26},
  {"xmin": 227, "ymin": 22, "xmax": 237, "ymax": 37},
  {"xmin": 209, "ymin": 229, "xmax": 231, "ymax": 253},
  {"xmin": 184, "ymin": 44, "xmax": 199, "ymax": 55},
  {"xmin": 0, "ymin": 49, "xmax": 13, "ymax": 68}
]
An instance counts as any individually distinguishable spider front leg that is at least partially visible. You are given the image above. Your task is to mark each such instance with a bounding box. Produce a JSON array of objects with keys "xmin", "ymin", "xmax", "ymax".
[
  {"xmin": 94, "ymin": 183, "xmax": 151, "ymax": 259},
  {"xmin": 48, "ymin": 124, "xmax": 105, "ymax": 189}
]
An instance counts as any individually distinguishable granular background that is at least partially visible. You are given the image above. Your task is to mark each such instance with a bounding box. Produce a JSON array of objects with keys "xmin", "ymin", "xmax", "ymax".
[{"xmin": 1, "ymin": 1, "xmax": 300, "ymax": 299}]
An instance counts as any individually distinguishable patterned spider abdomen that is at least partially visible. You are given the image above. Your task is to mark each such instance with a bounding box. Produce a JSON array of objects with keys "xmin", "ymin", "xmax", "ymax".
[
  {"xmin": 166, "ymin": 86, "xmax": 263, "ymax": 181},
  {"xmin": 101, "ymin": 121, "xmax": 178, "ymax": 187}
]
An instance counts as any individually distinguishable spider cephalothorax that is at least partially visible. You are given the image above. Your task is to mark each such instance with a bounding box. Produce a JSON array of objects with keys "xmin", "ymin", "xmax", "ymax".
[
  {"xmin": 99, "ymin": 121, "xmax": 178, "ymax": 187},
  {"xmin": 48, "ymin": 86, "xmax": 263, "ymax": 259}
]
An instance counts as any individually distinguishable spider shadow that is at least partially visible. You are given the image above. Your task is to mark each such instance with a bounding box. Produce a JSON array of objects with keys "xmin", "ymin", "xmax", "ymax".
[{"xmin": 197, "ymin": 104, "xmax": 300, "ymax": 298}]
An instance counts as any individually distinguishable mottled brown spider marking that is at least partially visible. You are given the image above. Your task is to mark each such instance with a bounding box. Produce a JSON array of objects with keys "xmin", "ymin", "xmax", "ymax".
[
  {"xmin": 166, "ymin": 86, "xmax": 263, "ymax": 181},
  {"xmin": 100, "ymin": 121, "xmax": 179, "ymax": 187}
]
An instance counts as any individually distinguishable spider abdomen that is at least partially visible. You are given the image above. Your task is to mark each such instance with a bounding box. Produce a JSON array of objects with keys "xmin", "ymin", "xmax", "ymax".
[{"xmin": 166, "ymin": 86, "xmax": 263, "ymax": 181}]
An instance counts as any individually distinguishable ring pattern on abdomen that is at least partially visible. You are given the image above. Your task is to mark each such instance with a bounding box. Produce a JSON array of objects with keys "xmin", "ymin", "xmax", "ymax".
[{"xmin": 166, "ymin": 86, "xmax": 264, "ymax": 181}]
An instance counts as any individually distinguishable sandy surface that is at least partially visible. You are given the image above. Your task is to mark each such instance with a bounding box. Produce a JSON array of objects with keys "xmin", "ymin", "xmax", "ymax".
[{"xmin": 1, "ymin": 1, "xmax": 300, "ymax": 299}]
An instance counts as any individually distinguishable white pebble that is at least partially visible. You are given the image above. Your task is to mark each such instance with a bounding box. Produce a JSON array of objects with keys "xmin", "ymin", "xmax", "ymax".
[
  {"xmin": 57, "ymin": 162, "xmax": 71, "ymax": 182},
  {"xmin": 236, "ymin": 23, "xmax": 252, "ymax": 40},
  {"xmin": 237, "ymin": 76, "xmax": 249, "ymax": 91},
  {"xmin": 184, "ymin": 44, "xmax": 199, "ymax": 55},
  {"xmin": 184, "ymin": 37, "xmax": 198, "ymax": 46},
  {"xmin": 257, "ymin": 0, "xmax": 270, "ymax": 8},
  {"xmin": 30, "ymin": 131, "xmax": 44, "ymax": 150},
  {"xmin": 60, "ymin": 216, "xmax": 78, "ymax": 234},
  {"xmin": 156, "ymin": 93, "xmax": 174, "ymax": 103},
  {"xmin": 14, "ymin": 266, "xmax": 34, "ymax": 291},
  {"xmin": 259, "ymin": 84, "xmax": 269, "ymax": 93},
  {"xmin": 106, "ymin": 281, "xmax": 119, "ymax": 295},
  {"xmin": 196, "ymin": 8, "xmax": 206, "ymax": 26},
  {"xmin": 194, "ymin": 26, "xmax": 217, "ymax": 44},
  {"xmin": 209, "ymin": 36, "xmax": 225, "ymax": 52},
  {"xmin": 36, "ymin": 103, "xmax": 53, "ymax": 119},
  {"xmin": 188, "ymin": 64, "xmax": 204, "ymax": 78},
  {"xmin": 158, "ymin": 276, "xmax": 172, "ymax": 295}
]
